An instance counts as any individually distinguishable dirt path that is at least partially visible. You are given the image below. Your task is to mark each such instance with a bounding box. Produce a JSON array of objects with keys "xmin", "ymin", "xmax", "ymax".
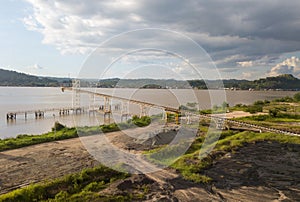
[{"xmin": 214, "ymin": 110, "xmax": 267, "ymax": 119}]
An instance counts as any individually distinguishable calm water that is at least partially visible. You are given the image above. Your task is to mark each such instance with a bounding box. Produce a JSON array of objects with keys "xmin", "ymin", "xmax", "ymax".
[{"xmin": 0, "ymin": 87, "xmax": 297, "ymax": 138}]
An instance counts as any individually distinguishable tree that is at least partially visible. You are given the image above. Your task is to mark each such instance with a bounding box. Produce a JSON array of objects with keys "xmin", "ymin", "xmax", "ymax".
[
  {"xmin": 294, "ymin": 92, "xmax": 300, "ymax": 102},
  {"xmin": 52, "ymin": 121, "xmax": 66, "ymax": 131},
  {"xmin": 269, "ymin": 108, "xmax": 279, "ymax": 117},
  {"xmin": 221, "ymin": 101, "xmax": 229, "ymax": 110}
]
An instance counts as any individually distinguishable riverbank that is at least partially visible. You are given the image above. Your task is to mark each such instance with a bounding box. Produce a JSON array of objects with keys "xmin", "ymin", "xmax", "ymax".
[{"xmin": 1, "ymin": 128, "xmax": 300, "ymax": 201}]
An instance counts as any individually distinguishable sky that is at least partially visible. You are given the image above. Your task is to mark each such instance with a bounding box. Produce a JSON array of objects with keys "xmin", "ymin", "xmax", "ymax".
[{"xmin": 1, "ymin": 0, "xmax": 300, "ymax": 80}]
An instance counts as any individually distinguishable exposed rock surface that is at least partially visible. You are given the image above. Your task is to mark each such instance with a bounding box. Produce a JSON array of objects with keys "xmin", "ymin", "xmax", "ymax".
[{"xmin": 0, "ymin": 131, "xmax": 299, "ymax": 201}]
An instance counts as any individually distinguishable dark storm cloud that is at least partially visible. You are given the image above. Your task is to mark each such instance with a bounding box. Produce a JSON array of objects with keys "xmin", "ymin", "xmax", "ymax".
[{"xmin": 24, "ymin": 0, "xmax": 300, "ymax": 75}]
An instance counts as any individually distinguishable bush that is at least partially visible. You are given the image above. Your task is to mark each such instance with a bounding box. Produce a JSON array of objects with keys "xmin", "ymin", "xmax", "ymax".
[
  {"xmin": 249, "ymin": 115, "xmax": 268, "ymax": 121},
  {"xmin": 253, "ymin": 100, "xmax": 264, "ymax": 106},
  {"xmin": 83, "ymin": 181, "xmax": 105, "ymax": 192},
  {"xmin": 221, "ymin": 101, "xmax": 229, "ymax": 110},
  {"xmin": 294, "ymin": 92, "xmax": 300, "ymax": 102},
  {"xmin": 274, "ymin": 96, "xmax": 294, "ymax": 102},
  {"xmin": 269, "ymin": 108, "xmax": 279, "ymax": 117},
  {"xmin": 199, "ymin": 109, "xmax": 212, "ymax": 114},
  {"xmin": 52, "ymin": 121, "xmax": 66, "ymax": 132},
  {"xmin": 131, "ymin": 116, "xmax": 151, "ymax": 127},
  {"xmin": 245, "ymin": 105, "xmax": 263, "ymax": 114}
]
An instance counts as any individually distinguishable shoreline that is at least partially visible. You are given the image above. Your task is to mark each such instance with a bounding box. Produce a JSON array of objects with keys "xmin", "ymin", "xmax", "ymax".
[{"xmin": 0, "ymin": 86, "xmax": 299, "ymax": 92}]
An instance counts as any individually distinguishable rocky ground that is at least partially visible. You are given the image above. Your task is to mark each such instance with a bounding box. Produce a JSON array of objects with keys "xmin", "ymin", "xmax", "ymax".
[
  {"xmin": 0, "ymin": 138, "xmax": 99, "ymax": 194},
  {"xmin": 0, "ymin": 127, "xmax": 299, "ymax": 201}
]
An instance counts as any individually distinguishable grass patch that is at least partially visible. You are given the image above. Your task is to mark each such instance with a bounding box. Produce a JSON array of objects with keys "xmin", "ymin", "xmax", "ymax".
[
  {"xmin": 0, "ymin": 127, "xmax": 78, "ymax": 152},
  {"xmin": 0, "ymin": 165, "xmax": 130, "ymax": 202}
]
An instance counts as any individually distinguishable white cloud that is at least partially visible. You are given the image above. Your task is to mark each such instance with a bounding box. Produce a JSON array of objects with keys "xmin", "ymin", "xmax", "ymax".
[
  {"xmin": 269, "ymin": 56, "xmax": 300, "ymax": 77},
  {"xmin": 215, "ymin": 54, "xmax": 247, "ymax": 65},
  {"xmin": 22, "ymin": 0, "xmax": 300, "ymax": 80},
  {"xmin": 237, "ymin": 61, "xmax": 253, "ymax": 67},
  {"xmin": 22, "ymin": 0, "xmax": 144, "ymax": 54},
  {"xmin": 242, "ymin": 72, "xmax": 253, "ymax": 79},
  {"xmin": 32, "ymin": 63, "xmax": 43, "ymax": 69}
]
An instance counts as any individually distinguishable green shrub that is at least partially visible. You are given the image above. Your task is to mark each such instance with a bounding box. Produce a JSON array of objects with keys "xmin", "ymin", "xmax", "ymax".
[
  {"xmin": 245, "ymin": 105, "xmax": 263, "ymax": 114},
  {"xmin": 269, "ymin": 108, "xmax": 279, "ymax": 117},
  {"xmin": 52, "ymin": 121, "xmax": 66, "ymax": 132},
  {"xmin": 294, "ymin": 92, "xmax": 300, "ymax": 102},
  {"xmin": 274, "ymin": 96, "xmax": 294, "ymax": 102},
  {"xmin": 253, "ymin": 100, "xmax": 265, "ymax": 106},
  {"xmin": 83, "ymin": 181, "xmax": 106, "ymax": 192},
  {"xmin": 131, "ymin": 116, "xmax": 151, "ymax": 127},
  {"xmin": 249, "ymin": 115, "xmax": 268, "ymax": 121},
  {"xmin": 54, "ymin": 191, "xmax": 69, "ymax": 201},
  {"xmin": 0, "ymin": 165, "xmax": 129, "ymax": 202}
]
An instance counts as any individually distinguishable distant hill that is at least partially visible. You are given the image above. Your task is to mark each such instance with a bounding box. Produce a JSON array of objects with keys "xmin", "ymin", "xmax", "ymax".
[
  {"xmin": 221, "ymin": 74, "xmax": 300, "ymax": 90},
  {"xmin": 93, "ymin": 78, "xmax": 191, "ymax": 89},
  {"xmin": 0, "ymin": 68, "xmax": 69, "ymax": 87},
  {"xmin": 252, "ymin": 74, "xmax": 300, "ymax": 90},
  {"xmin": 0, "ymin": 68, "xmax": 299, "ymax": 90},
  {"xmin": 95, "ymin": 74, "xmax": 300, "ymax": 90}
]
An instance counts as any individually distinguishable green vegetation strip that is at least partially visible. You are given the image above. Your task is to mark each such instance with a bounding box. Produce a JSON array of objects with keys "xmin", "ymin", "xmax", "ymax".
[
  {"xmin": 0, "ymin": 116, "xmax": 152, "ymax": 152},
  {"xmin": 0, "ymin": 127, "xmax": 78, "ymax": 152},
  {"xmin": 0, "ymin": 165, "xmax": 130, "ymax": 202},
  {"xmin": 233, "ymin": 114, "xmax": 300, "ymax": 134}
]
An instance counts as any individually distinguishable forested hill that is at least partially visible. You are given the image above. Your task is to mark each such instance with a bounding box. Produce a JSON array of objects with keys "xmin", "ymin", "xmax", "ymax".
[
  {"xmin": 0, "ymin": 69, "xmax": 63, "ymax": 87},
  {"xmin": 0, "ymin": 68, "xmax": 299, "ymax": 90},
  {"xmin": 221, "ymin": 74, "xmax": 300, "ymax": 90},
  {"xmin": 95, "ymin": 74, "xmax": 300, "ymax": 90}
]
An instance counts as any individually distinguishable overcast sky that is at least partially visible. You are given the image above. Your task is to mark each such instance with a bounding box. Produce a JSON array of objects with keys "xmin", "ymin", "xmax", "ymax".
[{"xmin": 1, "ymin": 0, "xmax": 300, "ymax": 80}]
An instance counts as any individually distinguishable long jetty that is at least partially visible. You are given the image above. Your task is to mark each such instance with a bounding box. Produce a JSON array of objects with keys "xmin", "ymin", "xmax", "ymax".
[{"xmin": 6, "ymin": 107, "xmax": 85, "ymax": 120}]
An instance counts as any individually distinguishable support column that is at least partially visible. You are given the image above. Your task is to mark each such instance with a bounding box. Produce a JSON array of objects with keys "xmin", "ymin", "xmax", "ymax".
[
  {"xmin": 103, "ymin": 97, "xmax": 111, "ymax": 124},
  {"xmin": 104, "ymin": 112, "xmax": 111, "ymax": 125},
  {"xmin": 215, "ymin": 118, "xmax": 224, "ymax": 130},
  {"xmin": 186, "ymin": 112, "xmax": 191, "ymax": 124},
  {"xmin": 89, "ymin": 93, "xmax": 96, "ymax": 113},
  {"xmin": 6, "ymin": 113, "xmax": 16, "ymax": 120},
  {"xmin": 140, "ymin": 105, "xmax": 147, "ymax": 117},
  {"xmin": 121, "ymin": 101, "xmax": 129, "ymax": 122},
  {"xmin": 104, "ymin": 97, "xmax": 111, "ymax": 113},
  {"xmin": 175, "ymin": 112, "xmax": 179, "ymax": 125},
  {"xmin": 162, "ymin": 111, "xmax": 167, "ymax": 121}
]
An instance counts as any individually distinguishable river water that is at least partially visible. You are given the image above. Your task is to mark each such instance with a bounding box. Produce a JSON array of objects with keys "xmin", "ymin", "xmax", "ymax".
[{"xmin": 0, "ymin": 87, "xmax": 297, "ymax": 138}]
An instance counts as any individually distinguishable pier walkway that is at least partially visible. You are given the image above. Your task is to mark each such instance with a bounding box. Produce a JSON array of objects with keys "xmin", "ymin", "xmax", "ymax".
[{"xmin": 6, "ymin": 107, "xmax": 85, "ymax": 120}]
